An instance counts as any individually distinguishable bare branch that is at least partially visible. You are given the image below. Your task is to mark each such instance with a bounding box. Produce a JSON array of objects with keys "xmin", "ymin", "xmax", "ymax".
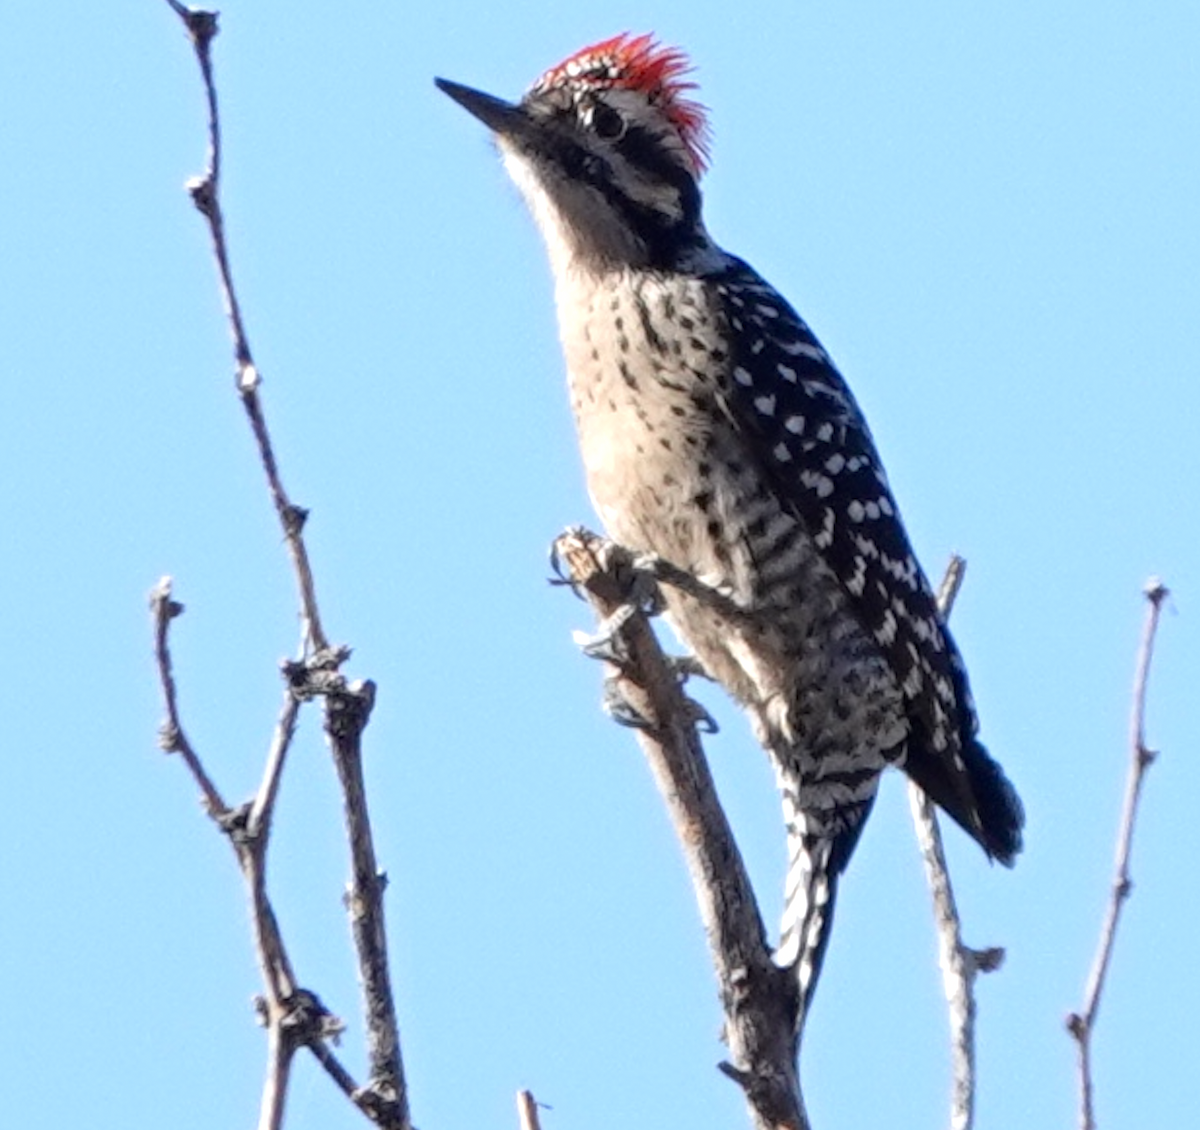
[
  {"xmin": 158, "ymin": 6, "xmax": 409, "ymax": 1125},
  {"xmin": 1066, "ymin": 578, "xmax": 1168, "ymax": 1130},
  {"xmin": 258, "ymin": 1002, "xmax": 296, "ymax": 1130},
  {"xmin": 516, "ymin": 1091, "xmax": 544, "ymax": 1130},
  {"xmin": 905, "ymin": 554, "xmax": 1006, "ymax": 1130},
  {"xmin": 554, "ymin": 527, "xmax": 806, "ymax": 1130},
  {"xmin": 247, "ymin": 688, "xmax": 302, "ymax": 840},
  {"xmin": 150, "ymin": 578, "xmax": 375, "ymax": 1106},
  {"xmin": 150, "ymin": 576, "xmax": 229, "ymax": 817},
  {"xmin": 162, "ymin": 0, "xmax": 327, "ymax": 654},
  {"xmin": 325, "ymin": 677, "xmax": 408, "ymax": 1121}
]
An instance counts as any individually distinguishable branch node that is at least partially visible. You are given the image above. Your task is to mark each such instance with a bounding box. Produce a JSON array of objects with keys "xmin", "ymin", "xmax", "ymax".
[
  {"xmin": 1142, "ymin": 576, "xmax": 1168, "ymax": 605},
  {"xmin": 157, "ymin": 721, "xmax": 183, "ymax": 754},
  {"xmin": 217, "ymin": 801, "xmax": 254, "ymax": 845},
  {"xmin": 182, "ymin": 6, "xmax": 218, "ymax": 47},
  {"xmin": 282, "ymin": 502, "xmax": 309, "ymax": 536},
  {"xmin": 237, "ymin": 361, "xmax": 262, "ymax": 393},
  {"xmin": 279, "ymin": 988, "xmax": 345, "ymax": 1045},
  {"xmin": 970, "ymin": 946, "xmax": 1006, "ymax": 975},
  {"xmin": 186, "ymin": 173, "xmax": 217, "ymax": 217},
  {"xmin": 351, "ymin": 1080, "xmax": 405, "ymax": 1128},
  {"xmin": 326, "ymin": 680, "xmax": 376, "ymax": 740}
]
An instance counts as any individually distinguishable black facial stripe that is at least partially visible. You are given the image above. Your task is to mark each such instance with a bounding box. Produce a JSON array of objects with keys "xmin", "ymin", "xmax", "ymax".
[{"xmin": 617, "ymin": 124, "xmax": 696, "ymax": 201}]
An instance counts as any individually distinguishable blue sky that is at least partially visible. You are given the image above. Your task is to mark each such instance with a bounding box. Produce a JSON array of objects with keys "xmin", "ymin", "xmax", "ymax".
[{"xmin": 2, "ymin": 3, "xmax": 1196, "ymax": 1128}]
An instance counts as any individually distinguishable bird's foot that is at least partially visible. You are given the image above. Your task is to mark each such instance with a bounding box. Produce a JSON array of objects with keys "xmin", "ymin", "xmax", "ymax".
[
  {"xmin": 599, "ymin": 673, "xmax": 718, "ymax": 734},
  {"xmin": 552, "ymin": 531, "xmax": 715, "ymax": 735},
  {"xmin": 568, "ymin": 547, "xmax": 666, "ymax": 664},
  {"xmin": 600, "ymin": 672, "xmax": 653, "ymax": 729},
  {"xmin": 665, "ymin": 652, "xmax": 713, "ymax": 683}
]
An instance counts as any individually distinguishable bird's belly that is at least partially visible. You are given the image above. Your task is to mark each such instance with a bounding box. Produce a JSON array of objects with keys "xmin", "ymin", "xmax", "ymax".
[
  {"xmin": 569, "ymin": 361, "xmax": 906, "ymax": 773},
  {"xmin": 560, "ymin": 274, "xmax": 906, "ymax": 777}
]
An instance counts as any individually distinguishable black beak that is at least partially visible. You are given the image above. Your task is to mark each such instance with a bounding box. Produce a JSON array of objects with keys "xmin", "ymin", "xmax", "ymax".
[{"xmin": 435, "ymin": 78, "xmax": 527, "ymax": 139}]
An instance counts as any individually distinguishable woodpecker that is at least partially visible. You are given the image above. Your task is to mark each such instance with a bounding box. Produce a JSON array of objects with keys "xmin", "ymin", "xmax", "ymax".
[{"xmin": 437, "ymin": 34, "xmax": 1023, "ymax": 1026}]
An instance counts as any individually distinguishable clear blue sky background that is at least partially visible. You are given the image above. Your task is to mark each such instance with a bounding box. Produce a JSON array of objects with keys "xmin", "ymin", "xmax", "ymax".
[{"xmin": 2, "ymin": 3, "xmax": 1196, "ymax": 1128}]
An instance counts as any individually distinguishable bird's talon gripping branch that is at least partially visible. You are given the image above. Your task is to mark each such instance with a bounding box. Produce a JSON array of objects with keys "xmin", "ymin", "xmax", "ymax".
[
  {"xmin": 571, "ymin": 603, "xmax": 637, "ymax": 663},
  {"xmin": 600, "ymin": 672, "xmax": 654, "ymax": 730},
  {"xmin": 627, "ymin": 550, "xmax": 668, "ymax": 617},
  {"xmin": 548, "ymin": 533, "xmax": 586, "ymax": 599},
  {"xmin": 665, "ymin": 653, "xmax": 712, "ymax": 683},
  {"xmin": 683, "ymin": 696, "xmax": 720, "ymax": 735}
]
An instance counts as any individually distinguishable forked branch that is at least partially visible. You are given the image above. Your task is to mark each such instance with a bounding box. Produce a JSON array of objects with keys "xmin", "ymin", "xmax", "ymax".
[
  {"xmin": 150, "ymin": 578, "xmax": 351, "ymax": 1130},
  {"xmin": 157, "ymin": 4, "xmax": 407, "ymax": 1126}
]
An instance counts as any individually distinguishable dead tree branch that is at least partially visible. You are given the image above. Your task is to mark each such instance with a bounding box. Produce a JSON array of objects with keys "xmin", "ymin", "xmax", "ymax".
[
  {"xmin": 157, "ymin": 5, "xmax": 407, "ymax": 1126},
  {"xmin": 516, "ymin": 1090, "xmax": 545, "ymax": 1130},
  {"xmin": 905, "ymin": 556, "xmax": 1006, "ymax": 1130},
  {"xmin": 554, "ymin": 527, "xmax": 806, "ymax": 1130},
  {"xmin": 151, "ymin": 579, "xmax": 351, "ymax": 1130},
  {"xmin": 1066, "ymin": 578, "xmax": 1168, "ymax": 1130}
]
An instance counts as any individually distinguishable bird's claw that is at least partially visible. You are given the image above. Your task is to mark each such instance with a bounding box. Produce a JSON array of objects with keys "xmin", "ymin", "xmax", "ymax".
[
  {"xmin": 548, "ymin": 534, "xmax": 585, "ymax": 600},
  {"xmin": 570, "ymin": 550, "xmax": 666, "ymax": 665},
  {"xmin": 599, "ymin": 674, "xmax": 717, "ymax": 735},
  {"xmin": 601, "ymin": 672, "xmax": 653, "ymax": 730},
  {"xmin": 626, "ymin": 551, "xmax": 667, "ymax": 617},
  {"xmin": 684, "ymin": 696, "xmax": 720, "ymax": 734},
  {"xmin": 665, "ymin": 653, "xmax": 712, "ymax": 683}
]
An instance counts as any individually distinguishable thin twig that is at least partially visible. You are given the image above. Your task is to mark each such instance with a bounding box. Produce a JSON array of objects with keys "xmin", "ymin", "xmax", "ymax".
[
  {"xmin": 150, "ymin": 578, "xmax": 342, "ymax": 1122},
  {"xmin": 150, "ymin": 577, "xmax": 229, "ymax": 816},
  {"xmin": 516, "ymin": 1090, "xmax": 544, "ymax": 1130},
  {"xmin": 325, "ymin": 677, "xmax": 408, "ymax": 1123},
  {"xmin": 259, "ymin": 1023, "xmax": 295, "ymax": 1130},
  {"xmin": 1066, "ymin": 578, "xmax": 1168, "ymax": 1130},
  {"xmin": 905, "ymin": 555, "xmax": 1005, "ymax": 1130},
  {"xmin": 163, "ymin": 0, "xmax": 327, "ymax": 654},
  {"xmin": 555, "ymin": 527, "xmax": 805, "ymax": 1130},
  {"xmin": 160, "ymin": 5, "xmax": 408, "ymax": 1125},
  {"xmin": 247, "ymin": 689, "xmax": 302, "ymax": 839}
]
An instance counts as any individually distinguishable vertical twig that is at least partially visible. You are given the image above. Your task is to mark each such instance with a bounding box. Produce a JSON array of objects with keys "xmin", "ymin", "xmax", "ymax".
[
  {"xmin": 1066, "ymin": 578, "xmax": 1168, "ymax": 1130},
  {"xmin": 516, "ymin": 1090, "xmax": 544, "ymax": 1130},
  {"xmin": 259, "ymin": 1023, "xmax": 295, "ymax": 1130},
  {"xmin": 907, "ymin": 555, "xmax": 1006, "ymax": 1130},
  {"xmin": 325, "ymin": 678, "xmax": 407, "ymax": 1117}
]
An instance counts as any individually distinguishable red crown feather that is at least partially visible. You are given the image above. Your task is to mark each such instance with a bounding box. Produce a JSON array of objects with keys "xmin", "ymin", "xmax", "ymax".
[{"xmin": 534, "ymin": 33, "xmax": 711, "ymax": 175}]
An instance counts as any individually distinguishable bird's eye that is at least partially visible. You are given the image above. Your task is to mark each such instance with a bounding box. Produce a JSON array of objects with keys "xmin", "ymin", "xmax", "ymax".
[{"xmin": 588, "ymin": 101, "xmax": 626, "ymax": 141}]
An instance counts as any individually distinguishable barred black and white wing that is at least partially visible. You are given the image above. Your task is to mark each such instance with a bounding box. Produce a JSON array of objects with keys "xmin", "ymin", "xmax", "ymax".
[{"xmin": 711, "ymin": 259, "xmax": 1022, "ymax": 863}]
